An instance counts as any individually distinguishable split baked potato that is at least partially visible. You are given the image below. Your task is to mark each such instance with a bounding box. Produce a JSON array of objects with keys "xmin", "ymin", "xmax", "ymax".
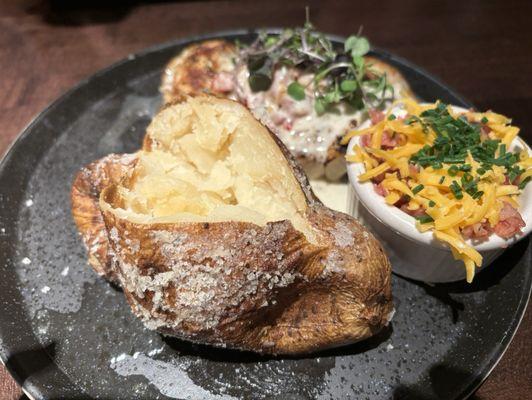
[{"xmin": 71, "ymin": 96, "xmax": 393, "ymax": 355}]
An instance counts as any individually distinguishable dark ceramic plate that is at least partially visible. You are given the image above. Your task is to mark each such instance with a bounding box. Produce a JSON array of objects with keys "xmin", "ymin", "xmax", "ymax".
[{"xmin": 0, "ymin": 31, "xmax": 530, "ymax": 400}]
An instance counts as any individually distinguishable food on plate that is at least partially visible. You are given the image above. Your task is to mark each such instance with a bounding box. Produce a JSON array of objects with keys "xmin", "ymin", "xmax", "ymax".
[
  {"xmin": 344, "ymin": 99, "xmax": 531, "ymax": 282},
  {"xmin": 160, "ymin": 39, "xmax": 236, "ymax": 104},
  {"xmin": 160, "ymin": 21, "xmax": 414, "ymax": 181},
  {"xmin": 71, "ymin": 96, "xmax": 393, "ymax": 355},
  {"xmin": 71, "ymin": 153, "xmax": 137, "ymax": 283}
]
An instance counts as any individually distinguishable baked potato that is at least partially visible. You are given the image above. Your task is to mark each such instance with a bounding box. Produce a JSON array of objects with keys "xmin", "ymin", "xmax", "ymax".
[
  {"xmin": 160, "ymin": 39, "xmax": 414, "ymax": 181},
  {"xmin": 71, "ymin": 153, "xmax": 137, "ymax": 283},
  {"xmin": 71, "ymin": 96, "xmax": 393, "ymax": 355}
]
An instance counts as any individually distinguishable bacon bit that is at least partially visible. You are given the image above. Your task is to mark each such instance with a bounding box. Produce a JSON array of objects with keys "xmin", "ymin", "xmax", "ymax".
[
  {"xmin": 479, "ymin": 123, "xmax": 491, "ymax": 140},
  {"xmin": 371, "ymin": 172, "xmax": 386, "ymax": 184},
  {"xmin": 270, "ymin": 112, "xmax": 286, "ymax": 125},
  {"xmin": 481, "ymin": 124, "xmax": 491, "ymax": 134},
  {"xmin": 409, "ymin": 164, "xmax": 420, "ymax": 176},
  {"xmin": 394, "ymin": 195, "xmax": 410, "ymax": 208},
  {"xmin": 360, "ymin": 134, "xmax": 371, "ymax": 147},
  {"xmin": 381, "ymin": 131, "xmax": 399, "ymax": 149},
  {"xmin": 369, "ymin": 109, "xmax": 385, "ymax": 125},
  {"xmin": 373, "ymin": 182, "xmax": 388, "ymax": 197},
  {"xmin": 400, "ymin": 204, "xmax": 426, "ymax": 217},
  {"xmin": 462, "ymin": 221, "xmax": 493, "ymax": 240},
  {"xmin": 494, "ymin": 202, "xmax": 526, "ymax": 239},
  {"xmin": 211, "ymin": 71, "xmax": 235, "ymax": 93},
  {"xmin": 504, "ymin": 174, "xmax": 522, "ymax": 185}
]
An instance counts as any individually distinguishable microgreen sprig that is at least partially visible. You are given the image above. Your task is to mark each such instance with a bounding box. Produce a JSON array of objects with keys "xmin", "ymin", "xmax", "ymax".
[{"xmin": 238, "ymin": 15, "xmax": 393, "ymax": 115}]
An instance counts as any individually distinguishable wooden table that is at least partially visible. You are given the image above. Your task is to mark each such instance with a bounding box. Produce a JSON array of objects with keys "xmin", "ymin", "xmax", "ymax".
[{"xmin": 0, "ymin": 0, "xmax": 530, "ymax": 398}]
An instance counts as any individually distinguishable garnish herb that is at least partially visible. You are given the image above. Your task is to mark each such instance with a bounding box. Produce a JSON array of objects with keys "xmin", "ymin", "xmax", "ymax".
[
  {"xmin": 287, "ymin": 82, "xmax": 306, "ymax": 100},
  {"xmin": 415, "ymin": 215, "xmax": 434, "ymax": 224},
  {"xmin": 449, "ymin": 181, "xmax": 463, "ymax": 199},
  {"xmin": 519, "ymin": 176, "xmax": 531, "ymax": 190},
  {"xmin": 239, "ymin": 13, "xmax": 393, "ymax": 114},
  {"xmin": 408, "ymin": 102, "xmax": 527, "ymax": 198},
  {"xmin": 412, "ymin": 184, "xmax": 424, "ymax": 194}
]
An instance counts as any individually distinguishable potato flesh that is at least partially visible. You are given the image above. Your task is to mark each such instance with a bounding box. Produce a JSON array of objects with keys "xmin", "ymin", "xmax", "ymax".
[{"xmin": 119, "ymin": 98, "xmax": 314, "ymax": 241}]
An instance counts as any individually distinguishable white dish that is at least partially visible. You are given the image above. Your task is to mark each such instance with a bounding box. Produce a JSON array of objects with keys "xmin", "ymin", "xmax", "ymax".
[{"xmin": 346, "ymin": 105, "xmax": 532, "ymax": 282}]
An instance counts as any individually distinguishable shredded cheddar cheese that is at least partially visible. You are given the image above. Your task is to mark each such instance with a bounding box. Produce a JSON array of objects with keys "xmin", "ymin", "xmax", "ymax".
[{"xmin": 345, "ymin": 100, "xmax": 531, "ymax": 282}]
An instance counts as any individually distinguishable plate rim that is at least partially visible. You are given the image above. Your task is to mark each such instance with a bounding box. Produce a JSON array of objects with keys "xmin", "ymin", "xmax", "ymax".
[{"xmin": 0, "ymin": 28, "xmax": 529, "ymax": 400}]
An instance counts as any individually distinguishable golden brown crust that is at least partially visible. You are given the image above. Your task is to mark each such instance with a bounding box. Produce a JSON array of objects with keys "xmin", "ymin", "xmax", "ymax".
[
  {"xmin": 71, "ymin": 153, "xmax": 137, "ymax": 282},
  {"xmin": 99, "ymin": 201, "xmax": 391, "ymax": 354},
  {"xmin": 160, "ymin": 40, "xmax": 237, "ymax": 104},
  {"xmin": 72, "ymin": 97, "xmax": 393, "ymax": 355}
]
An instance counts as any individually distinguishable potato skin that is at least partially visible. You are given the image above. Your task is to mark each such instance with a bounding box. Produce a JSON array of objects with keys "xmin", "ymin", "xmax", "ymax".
[
  {"xmin": 71, "ymin": 97, "xmax": 393, "ymax": 355},
  {"xmin": 99, "ymin": 188, "xmax": 392, "ymax": 354},
  {"xmin": 71, "ymin": 153, "xmax": 137, "ymax": 282}
]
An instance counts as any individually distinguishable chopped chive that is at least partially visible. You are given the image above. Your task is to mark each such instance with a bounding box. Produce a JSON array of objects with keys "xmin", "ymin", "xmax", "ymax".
[
  {"xmin": 450, "ymin": 181, "xmax": 463, "ymax": 199},
  {"xmin": 412, "ymin": 184, "xmax": 424, "ymax": 194},
  {"xmin": 518, "ymin": 176, "xmax": 531, "ymax": 190},
  {"xmin": 448, "ymin": 165, "xmax": 459, "ymax": 176},
  {"xmin": 388, "ymin": 114, "xmax": 396, "ymax": 121},
  {"xmin": 499, "ymin": 144, "xmax": 506, "ymax": 155},
  {"xmin": 415, "ymin": 215, "xmax": 434, "ymax": 224},
  {"xmin": 405, "ymin": 103, "xmax": 523, "ymax": 204},
  {"xmin": 428, "ymin": 200, "xmax": 436, "ymax": 207}
]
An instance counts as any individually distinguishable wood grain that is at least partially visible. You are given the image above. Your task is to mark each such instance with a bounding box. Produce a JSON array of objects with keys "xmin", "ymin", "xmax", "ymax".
[{"xmin": 0, "ymin": 0, "xmax": 530, "ymax": 399}]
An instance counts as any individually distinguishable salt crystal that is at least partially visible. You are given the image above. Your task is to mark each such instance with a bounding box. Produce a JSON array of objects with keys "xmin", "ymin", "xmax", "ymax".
[
  {"xmin": 41, "ymin": 286, "xmax": 50, "ymax": 294},
  {"xmin": 0, "ymin": 228, "xmax": 5, "ymax": 233},
  {"xmin": 25, "ymin": 199, "xmax": 33, "ymax": 207},
  {"xmin": 21, "ymin": 257, "xmax": 31, "ymax": 265},
  {"xmin": 133, "ymin": 352, "xmax": 141, "ymax": 359},
  {"xmin": 148, "ymin": 347, "xmax": 164, "ymax": 357},
  {"xmin": 61, "ymin": 266, "xmax": 69, "ymax": 276},
  {"xmin": 386, "ymin": 343, "xmax": 394, "ymax": 352}
]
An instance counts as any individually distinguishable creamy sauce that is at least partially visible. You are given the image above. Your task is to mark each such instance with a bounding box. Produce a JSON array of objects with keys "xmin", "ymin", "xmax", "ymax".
[
  {"xmin": 309, "ymin": 179, "xmax": 349, "ymax": 213},
  {"xmin": 234, "ymin": 65, "xmax": 364, "ymax": 164}
]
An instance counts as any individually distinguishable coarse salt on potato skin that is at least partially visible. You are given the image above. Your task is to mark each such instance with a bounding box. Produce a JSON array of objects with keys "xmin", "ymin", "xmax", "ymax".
[{"xmin": 71, "ymin": 96, "xmax": 392, "ymax": 355}]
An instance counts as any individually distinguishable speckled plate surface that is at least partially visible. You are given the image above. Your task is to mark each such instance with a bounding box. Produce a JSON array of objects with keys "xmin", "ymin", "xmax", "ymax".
[{"xmin": 0, "ymin": 31, "xmax": 530, "ymax": 400}]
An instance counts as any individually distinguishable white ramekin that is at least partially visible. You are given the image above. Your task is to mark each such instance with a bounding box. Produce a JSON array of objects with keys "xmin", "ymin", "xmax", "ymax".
[{"xmin": 346, "ymin": 106, "xmax": 532, "ymax": 283}]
